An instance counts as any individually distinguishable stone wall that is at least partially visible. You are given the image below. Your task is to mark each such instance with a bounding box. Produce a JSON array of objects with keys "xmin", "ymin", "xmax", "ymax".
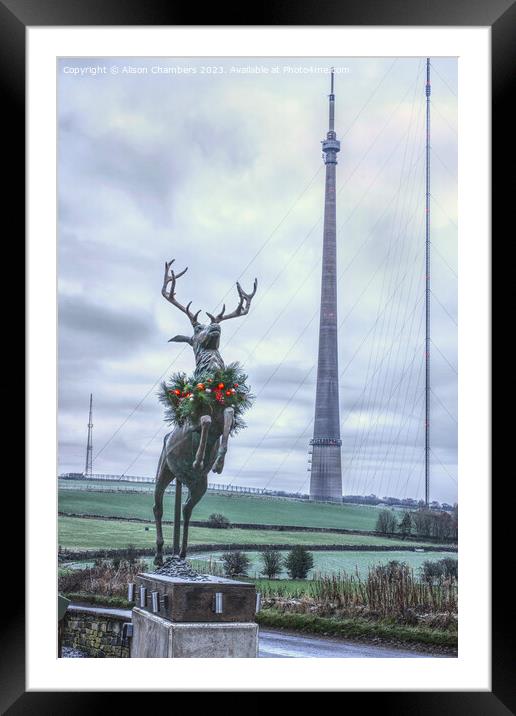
[
  {"xmin": 62, "ymin": 606, "xmax": 131, "ymax": 658},
  {"xmin": 59, "ymin": 542, "xmax": 457, "ymax": 562}
]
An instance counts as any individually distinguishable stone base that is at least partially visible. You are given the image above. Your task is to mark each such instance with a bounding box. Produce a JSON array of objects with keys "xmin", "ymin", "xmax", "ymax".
[{"xmin": 130, "ymin": 607, "xmax": 258, "ymax": 658}]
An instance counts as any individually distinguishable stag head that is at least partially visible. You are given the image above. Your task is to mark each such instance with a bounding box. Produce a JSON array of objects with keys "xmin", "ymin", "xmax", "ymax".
[{"xmin": 161, "ymin": 259, "xmax": 257, "ymax": 356}]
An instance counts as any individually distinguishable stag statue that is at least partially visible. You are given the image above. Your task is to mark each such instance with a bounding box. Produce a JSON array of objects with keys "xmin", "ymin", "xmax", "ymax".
[{"xmin": 153, "ymin": 259, "xmax": 257, "ymax": 564}]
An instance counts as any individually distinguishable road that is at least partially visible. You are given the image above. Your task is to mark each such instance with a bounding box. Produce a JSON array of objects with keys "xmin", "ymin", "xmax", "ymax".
[
  {"xmin": 258, "ymin": 628, "xmax": 447, "ymax": 658},
  {"xmin": 66, "ymin": 605, "xmax": 450, "ymax": 658}
]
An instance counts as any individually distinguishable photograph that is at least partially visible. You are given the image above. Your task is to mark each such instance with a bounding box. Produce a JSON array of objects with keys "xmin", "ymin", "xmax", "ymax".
[{"xmin": 56, "ymin": 55, "xmax": 459, "ymax": 660}]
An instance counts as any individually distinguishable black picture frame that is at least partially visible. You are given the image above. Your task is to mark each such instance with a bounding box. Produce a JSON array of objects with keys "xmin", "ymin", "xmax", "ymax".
[{"xmin": 7, "ymin": 0, "xmax": 507, "ymax": 710}]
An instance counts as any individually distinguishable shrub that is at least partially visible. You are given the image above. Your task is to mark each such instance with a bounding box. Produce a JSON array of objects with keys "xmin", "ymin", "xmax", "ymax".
[
  {"xmin": 411, "ymin": 509, "xmax": 458, "ymax": 540},
  {"xmin": 58, "ymin": 569, "xmax": 89, "ymax": 595},
  {"xmin": 375, "ymin": 509, "xmax": 398, "ymax": 534},
  {"xmin": 439, "ymin": 558, "xmax": 458, "ymax": 579},
  {"xmin": 373, "ymin": 560, "xmax": 409, "ymax": 580},
  {"xmin": 420, "ymin": 560, "xmax": 442, "ymax": 583},
  {"xmin": 57, "ymin": 559, "xmax": 147, "ymax": 597},
  {"xmin": 284, "ymin": 546, "xmax": 314, "ymax": 579},
  {"xmin": 222, "ymin": 551, "xmax": 250, "ymax": 577},
  {"xmin": 398, "ymin": 512, "xmax": 412, "ymax": 538},
  {"xmin": 110, "ymin": 557, "xmax": 122, "ymax": 570},
  {"xmin": 260, "ymin": 549, "xmax": 283, "ymax": 579},
  {"xmin": 124, "ymin": 544, "xmax": 138, "ymax": 565},
  {"xmin": 207, "ymin": 513, "xmax": 231, "ymax": 529},
  {"xmin": 420, "ymin": 558, "xmax": 458, "ymax": 584}
]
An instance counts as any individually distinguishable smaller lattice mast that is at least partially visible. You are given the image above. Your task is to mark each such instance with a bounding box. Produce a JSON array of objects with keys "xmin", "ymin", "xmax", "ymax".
[
  {"xmin": 84, "ymin": 393, "xmax": 93, "ymax": 477},
  {"xmin": 424, "ymin": 58, "xmax": 431, "ymax": 507}
]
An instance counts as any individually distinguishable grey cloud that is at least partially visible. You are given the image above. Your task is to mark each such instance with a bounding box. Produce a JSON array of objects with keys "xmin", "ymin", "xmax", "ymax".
[
  {"xmin": 59, "ymin": 294, "xmax": 157, "ymax": 358},
  {"xmin": 60, "ymin": 116, "xmax": 185, "ymax": 225},
  {"xmin": 190, "ymin": 116, "xmax": 259, "ymax": 169},
  {"xmin": 57, "ymin": 57, "xmax": 457, "ymax": 503}
]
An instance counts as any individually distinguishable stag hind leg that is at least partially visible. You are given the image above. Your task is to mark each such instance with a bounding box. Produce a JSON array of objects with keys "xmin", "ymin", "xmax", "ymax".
[
  {"xmin": 180, "ymin": 478, "xmax": 208, "ymax": 559},
  {"xmin": 212, "ymin": 407, "xmax": 234, "ymax": 474},
  {"xmin": 153, "ymin": 447, "xmax": 174, "ymax": 566}
]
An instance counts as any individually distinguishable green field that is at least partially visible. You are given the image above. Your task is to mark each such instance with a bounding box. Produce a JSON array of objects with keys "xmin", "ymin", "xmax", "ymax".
[
  {"xmin": 61, "ymin": 550, "xmax": 456, "ymax": 581},
  {"xmin": 190, "ymin": 550, "xmax": 457, "ymax": 579},
  {"xmin": 58, "ymin": 515, "xmax": 452, "ymax": 551},
  {"xmin": 58, "ymin": 485, "xmax": 388, "ymax": 531}
]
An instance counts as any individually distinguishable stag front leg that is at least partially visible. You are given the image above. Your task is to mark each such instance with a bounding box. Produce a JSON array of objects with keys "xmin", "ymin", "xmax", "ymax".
[
  {"xmin": 153, "ymin": 479, "xmax": 168, "ymax": 566},
  {"xmin": 180, "ymin": 478, "xmax": 207, "ymax": 559},
  {"xmin": 153, "ymin": 436, "xmax": 174, "ymax": 566},
  {"xmin": 193, "ymin": 415, "xmax": 211, "ymax": 470},
  {"xmin": 212, "ymin": 407, "xmax": 234, "ymax": 474}
]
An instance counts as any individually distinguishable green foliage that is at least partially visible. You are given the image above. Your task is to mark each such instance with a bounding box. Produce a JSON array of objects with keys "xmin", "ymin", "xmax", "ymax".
[
  {"xmin": 373, "ymin": 560, "xmax": 409, "ymax": 580},
  {"xmin": 411, "ymin": 509, "xmax": 458, "ymax": 540},
  {"xmin": 420, "ymin": 558, "xmax": 458, "ymax": 583},
  {"xmin": 158, "ymin": 362, "xmax": 254, "ymax": 432},
  {"xmin": 375, "ymin": 509, "xmax": 398, "ymax": 534},
  {"xmin": 222, "ymin": 550, "xmax": 251, "ymax": 577},
  {"xmin": 284, "ymin": 545, "xmax": 314, "ymax": 579},
  {"xmin": 58, "ymin": 558, "xmax": 147, "ymax": 598},
  {"xmin": 124, "ymin": 543, "xmax": 138, "ymax": 565},
  {"xmin": 256, "ymin": 610, "xmax": 457, "ymax": 648},
  {"xmin": 439, "ymin": 557, "xmax": 458, "ymax": 579},
  {"xmin": 398, "ymin": 512, "xmax": 412, "ymax": 538},
  {"xmin": 207, "ymin": 513, "xmax": 231, "ymax": 529},
  {"xmin": 63, "ymin": 592, "xmax": 132, "ymax": 609},
  {"xmin": 420, "ymin": 560, "xmax": 443, "ymax": 582},
  {"xmin": 260, "ymin": 549, "xmax": 283, "ymax": 579}
]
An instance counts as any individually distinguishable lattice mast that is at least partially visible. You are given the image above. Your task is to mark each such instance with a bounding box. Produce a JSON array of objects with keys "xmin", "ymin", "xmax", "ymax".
[
  {"xmin": 84, "ymin": 393, "xmax": 93, "ymax": 477},
  {"xmin": 425, "ymin": 58, "xmax": 431, "ymax": 507},
  {"xmin": 309, "ymin": 69, "xmax": 343, "ymax": 502}
]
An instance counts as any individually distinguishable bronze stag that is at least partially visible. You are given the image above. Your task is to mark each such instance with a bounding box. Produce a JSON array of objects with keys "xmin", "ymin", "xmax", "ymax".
[{"xmin": 153, "ymin": 260, "xmax": 257, "ymax": 563}]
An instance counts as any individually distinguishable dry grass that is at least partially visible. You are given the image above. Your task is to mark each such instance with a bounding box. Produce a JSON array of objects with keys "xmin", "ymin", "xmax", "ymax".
[
  {"xmin": 259, "ymin": 563, "xmax": 457, "ymax": 630},
  {"xmin": 59, "ymin": 558, "xmax": 457, "ymax": 632},
  {"xmin": 58, "ymin": 558, "xmax": 147, "ymax": 598}
]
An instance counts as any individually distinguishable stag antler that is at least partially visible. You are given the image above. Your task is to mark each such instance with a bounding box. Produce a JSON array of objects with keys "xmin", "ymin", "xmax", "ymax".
[
  {"xmin": 206, "ymin": 278, "xmax": 258, "ymax": 323},
  {"xmin": 162, "ymin": 259, "xmax": 201, "ymax": 326}
]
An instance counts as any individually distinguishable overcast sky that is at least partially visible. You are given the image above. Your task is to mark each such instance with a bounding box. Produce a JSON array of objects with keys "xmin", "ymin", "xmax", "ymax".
[{"xmin": 58, "ymin": 56, "xmax": 457, "ymax": 503}]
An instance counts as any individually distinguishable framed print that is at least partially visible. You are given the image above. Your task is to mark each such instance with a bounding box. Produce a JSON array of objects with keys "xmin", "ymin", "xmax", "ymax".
[{"xmin": 7, "ymin": 0, "xmax": 507, "ymax": 709}]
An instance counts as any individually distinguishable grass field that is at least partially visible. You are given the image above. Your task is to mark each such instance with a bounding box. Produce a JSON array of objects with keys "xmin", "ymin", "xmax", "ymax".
[
  {"xmin": 256, "ymin": 611, "xmax": 457, "ymax": 649},
  {"xmin": 58, "ymin": 515, "xmax": 453, "ymax": 551},
  {"xmin": 190, "ymin": 550, "xmax": 457, "ymax": 580},
  {"xmin": 58, "ymin": 485, "xmax": 385, "ymax": 531},
  {"xmin": 62, "ymin": 550, "xmax": 456, "ymax": 579}
]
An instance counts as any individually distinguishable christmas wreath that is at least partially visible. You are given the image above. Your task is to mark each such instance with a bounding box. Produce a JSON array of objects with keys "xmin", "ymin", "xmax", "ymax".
[{"xmin": 159, "ymin": 362, "xmax": 254, "ymax": 434}]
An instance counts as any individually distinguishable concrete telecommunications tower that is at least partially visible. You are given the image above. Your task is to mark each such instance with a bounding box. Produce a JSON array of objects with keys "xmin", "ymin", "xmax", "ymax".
[{"xmin": 309, "ymin": 69, "xmax": 343, "ymax": 502}]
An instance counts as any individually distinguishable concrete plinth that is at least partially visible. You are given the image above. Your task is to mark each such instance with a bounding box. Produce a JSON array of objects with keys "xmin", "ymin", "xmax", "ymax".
[
  {"xmin": 135, "ymin": 572, "xmax": 256, "ymax": 623},
  {"xmin": 130, "ymin": 607, "xmax": 258, "ymax": 658}
]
